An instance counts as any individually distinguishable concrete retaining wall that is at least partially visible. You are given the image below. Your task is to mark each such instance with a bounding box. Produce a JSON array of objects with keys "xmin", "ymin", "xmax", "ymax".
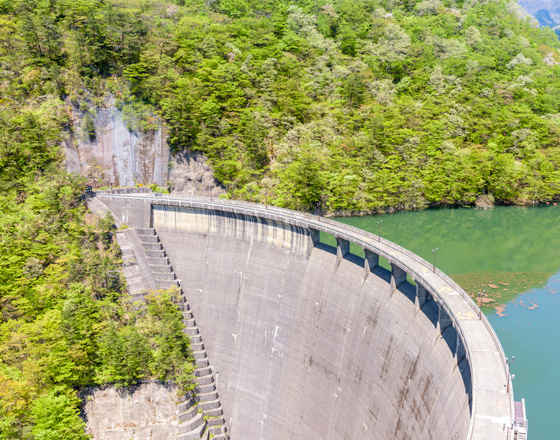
[
  {"xmin": 95, "ymin": 193, "xmax": 515, "ymax": 440},
  {"xmin": 153, "ymin": 204, "xmax": 311, "ymax": 254}
]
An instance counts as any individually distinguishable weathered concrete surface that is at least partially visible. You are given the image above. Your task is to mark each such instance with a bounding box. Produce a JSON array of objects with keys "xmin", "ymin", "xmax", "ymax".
[
  {"xmin": 116, "ymin": 228, "xmax": 158, "ymax": 295},
  {"xmin": 81, "ymin": 383, "xmax": 179, "ymax": 440},
  {"xmin": 157, "ymin": 232, "xmax": 470, "ymax": 440},
  {"xmin": 86, "ymin": 196, "xmax": 157, "ymax": 294},
  {"xmin": 96, "ymin": 193, "xmax": 516, "ymax": 440}
]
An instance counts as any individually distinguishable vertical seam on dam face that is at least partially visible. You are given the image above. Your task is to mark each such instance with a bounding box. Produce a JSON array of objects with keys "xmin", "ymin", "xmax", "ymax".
[{"xmin": 95, "ymin": 193, "xmax": 517, "ymax": 440}]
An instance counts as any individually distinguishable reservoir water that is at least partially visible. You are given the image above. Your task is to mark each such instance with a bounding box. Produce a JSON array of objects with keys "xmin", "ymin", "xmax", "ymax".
[{"xmin": 333, "ymin": 205, "xmax": 560, "ymax": 440}]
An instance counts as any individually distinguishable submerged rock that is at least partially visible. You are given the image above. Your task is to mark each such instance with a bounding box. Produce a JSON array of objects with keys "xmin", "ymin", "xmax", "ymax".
[{"xmin": 475, "ymin": 194, "xmax": 495, "ymax": 209}]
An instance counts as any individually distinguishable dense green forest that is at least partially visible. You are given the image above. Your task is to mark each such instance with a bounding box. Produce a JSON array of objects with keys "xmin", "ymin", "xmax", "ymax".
[
  {"xmin": 1, "ymin": 0, "xmax": 560, "ymax": 436},
  {"xmin": 2, "ymin": 0, "xmax": 560, "ymax": 212},
  {"xmin": 0, "ymin": 170, "xmax": 194, "ymax": 437},
  {"xmin": 158, "ymin": 0, "xmax": 560, "ymax": 212},
  {"xmin": 0, "ymin": 176, "xmax": 194, "ymax": 438}
]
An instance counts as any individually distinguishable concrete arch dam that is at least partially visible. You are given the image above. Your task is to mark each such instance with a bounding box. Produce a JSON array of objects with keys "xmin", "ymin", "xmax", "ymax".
[{"xmin": 96, "ymin": 192, "xmax": 517, "ymax": 440}]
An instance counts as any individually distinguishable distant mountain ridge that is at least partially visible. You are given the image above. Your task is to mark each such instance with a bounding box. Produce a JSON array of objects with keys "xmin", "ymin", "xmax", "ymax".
[{"xmin": 519, "ymin": 0, "xmax": 560, "ymax": 36}]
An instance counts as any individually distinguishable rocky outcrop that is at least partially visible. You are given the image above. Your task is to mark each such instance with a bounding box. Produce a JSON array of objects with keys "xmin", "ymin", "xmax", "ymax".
[
  {"xmin": 80, "ymin": 382, "xmax": 179, "ymax": 440},
  {"xmin": 168, "ymin": 150, "xmax": 225, "ymax": 197},
  {"xmin": 474, "ymin": 194, "xmax": 495, "ymax": 209},
  {"xmin": 64, "ymin": 98, "xmax": 170, "ymax": 188},
  {"xmin": 64, "ymin": 97, "xmax": 224, "ymax": 197}
]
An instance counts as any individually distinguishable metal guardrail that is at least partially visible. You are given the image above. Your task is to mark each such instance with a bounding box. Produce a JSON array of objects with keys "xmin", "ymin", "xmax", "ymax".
[{"xmin": 95, "ymin": 191, "xmax": 514, "ymax": 439}]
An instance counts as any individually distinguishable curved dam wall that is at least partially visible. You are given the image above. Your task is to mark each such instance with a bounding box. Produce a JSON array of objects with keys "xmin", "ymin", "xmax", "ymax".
[{"xmin": 96, "ymin": 193, "xmax": 515, "ymax": 440}]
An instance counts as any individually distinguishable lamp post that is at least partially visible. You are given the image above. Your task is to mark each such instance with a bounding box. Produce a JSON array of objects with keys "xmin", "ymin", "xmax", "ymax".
[
  {"xmin": 478, "ymin": 289, "xmax": 486, "ymax": 319},
  {"xmin": 377, "ymin": 220, "xmax": 382, "ymax": 242},
  {"xmin": 432, "ymin": 248, "xmax": 438, "ymax": 273},
  {"xmin": 506, "ymin": 356, "xmax": 515, "ymax": 393}
]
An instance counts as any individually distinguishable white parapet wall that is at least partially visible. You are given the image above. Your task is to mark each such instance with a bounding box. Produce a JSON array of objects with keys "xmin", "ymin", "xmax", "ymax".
[{"xmin": 152, "ymin": 204, "xmax": 311, "ymax": 253}]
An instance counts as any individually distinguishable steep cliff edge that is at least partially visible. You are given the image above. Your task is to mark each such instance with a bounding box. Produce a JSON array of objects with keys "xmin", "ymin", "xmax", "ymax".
[
  {"xmin": 64, "ymin": 97, "xmax": 224, "ymax": 196},
  {"xmin": 64, "ymin": 97, "xmax": 169, "ymax": 187}
]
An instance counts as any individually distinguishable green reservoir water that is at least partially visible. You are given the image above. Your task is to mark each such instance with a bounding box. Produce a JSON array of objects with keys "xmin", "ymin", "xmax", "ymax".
[{"xmin": 333, "ymin": 205, "xmax": 560, "ymax": 440}]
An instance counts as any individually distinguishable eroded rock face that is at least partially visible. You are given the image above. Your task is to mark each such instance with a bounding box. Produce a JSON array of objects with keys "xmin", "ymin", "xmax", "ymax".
[
  {"xmin": 80, "ymin": 382, "xmax": 179, "ymax": 440},
  {"xmin": 64, "ymin": 97, "xmax": 224, "ymax": 196},
  {"xmin": 168, "ymin": 150, "xmax": 225, "ymax": 197},
  {"xmin": 64, "ymin": 99, "xmax": 170, "ymax": 187}
]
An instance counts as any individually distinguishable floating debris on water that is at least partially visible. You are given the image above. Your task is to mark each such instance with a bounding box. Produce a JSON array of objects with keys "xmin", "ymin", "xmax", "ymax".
[
  {"xmin": 518, "ymin": 299, "xmax": 539, "ymax": 310},
  {"xmin": 495, "ymin": 305, "xmax": 508, "ymax": 317},
  {"xmin": 450, "ymin": 270, "xmax": 553, "ymax": 308}
]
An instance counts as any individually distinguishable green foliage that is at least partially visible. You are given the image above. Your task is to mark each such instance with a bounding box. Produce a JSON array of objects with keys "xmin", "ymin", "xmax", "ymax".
[
  {"xmin": 143, "ymin": 291, "xmax": 195, "ymax": 393},
  {"xmin": 6, "ymin": 0, "xmax": 560, "ymax": 435},
  {"xmin": 0, "ymin": 172, "xmax": 195, "ymax": 434},
  {"xmin": 82, "ymin": 113, "xmax": 96, "ymax": 141},
  {"xmin": 8, "ymin": 0, "xmax": 560, "ymax": 210},
  {"xmin": 97, "ymin": 322, "xmax": 152, "ymax": 387},
  {"xmin": 0, "ymin": 111, "xmax": 194, "ymax": 438},
  {"xmin": 149, "ymin": 0, "xmax": 560, "ymax": 211},
  {"xmin": 96, "ymin": 291, "xmax": 194, "ymax": 393},
  {"xmin": 30, "ymin": 391, "xmax": 89, "ymax": 440}
]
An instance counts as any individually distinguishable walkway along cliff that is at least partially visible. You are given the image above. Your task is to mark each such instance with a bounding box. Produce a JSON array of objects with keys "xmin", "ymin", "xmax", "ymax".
[{"xmin": 91, "ymin": 190, "xmax": 528, "ymax": 440}]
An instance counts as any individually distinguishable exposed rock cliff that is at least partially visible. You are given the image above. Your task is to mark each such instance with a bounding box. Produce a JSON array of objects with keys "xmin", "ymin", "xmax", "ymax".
[
  {"xmin": 80, "ymin": 382, "xmax": 179, "ymax": 440},
  {"xmin": 64, "ymin": 97, "xmax": 224, "ymax": 196},
  {"xmin": 64, "ymin": 98, "xmax": 170, "ymax": 187}
]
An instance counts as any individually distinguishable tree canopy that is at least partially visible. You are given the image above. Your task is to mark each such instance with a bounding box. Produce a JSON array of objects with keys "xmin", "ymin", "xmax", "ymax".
[{"xmin": 3, "ymin": 0, "xmax": 560, "ymax": 212}]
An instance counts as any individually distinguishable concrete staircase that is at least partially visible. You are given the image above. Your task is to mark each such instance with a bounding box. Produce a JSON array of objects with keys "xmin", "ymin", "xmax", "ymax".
[{"xmin": 136, "ymin": 228, "xmax": 229, "ymax": 440}]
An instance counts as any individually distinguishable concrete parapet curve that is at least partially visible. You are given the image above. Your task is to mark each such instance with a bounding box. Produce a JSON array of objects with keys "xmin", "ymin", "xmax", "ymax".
[{"xmin": 94, "ymin": 192, "xmax": 519, "ymax": 440}]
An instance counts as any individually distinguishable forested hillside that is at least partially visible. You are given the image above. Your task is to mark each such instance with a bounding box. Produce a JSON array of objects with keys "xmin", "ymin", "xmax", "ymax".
[
  {"xmin": 0, "ymin": 2, "xmax": 196, "ymax": 434},
  {"xmin": 3, "ymin": 0, "xmax": 560, "ymax": 212},
  {"xmin": 0, "ymin": 166, "xmax": 194, "ymax": 436},
  {"xmin": 158, "ymin": 0, "xmax": 560, "ymax": 212}
]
